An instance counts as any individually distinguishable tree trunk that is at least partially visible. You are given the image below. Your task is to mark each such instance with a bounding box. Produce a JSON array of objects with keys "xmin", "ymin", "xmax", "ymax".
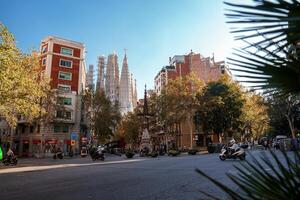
[
  {"xmin": 189, "ymin": 113, "xmax": 193, "ymax": 149},
  {"xmin": 286, "ymin": 114, "xmax": 295, "ymax": 139}
]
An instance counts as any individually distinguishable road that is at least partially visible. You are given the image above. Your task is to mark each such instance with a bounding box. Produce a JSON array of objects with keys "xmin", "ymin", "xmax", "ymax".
[{"xmin": 0, "ymin": 150, "xmax": 284, "ymax": 200}]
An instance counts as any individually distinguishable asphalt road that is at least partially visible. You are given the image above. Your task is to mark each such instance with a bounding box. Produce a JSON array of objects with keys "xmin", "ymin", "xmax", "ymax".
[{"xmin": 0, "ymin": 150, "xmax": 284, "ymax": 200}]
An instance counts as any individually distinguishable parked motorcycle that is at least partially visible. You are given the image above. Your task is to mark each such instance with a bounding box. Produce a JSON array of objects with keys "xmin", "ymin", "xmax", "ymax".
[
  {"xmin": 80, "ymin": 147, "xmax": 88, "ymax": 158},
  {"xmin": 2, "ymin": 156, "xmax": 18, "ymax": 166},
  {"xmin": 219, "ymin": 145, "xmax": 246, "ymax": 161},
  {"xmin": 90, "ymin": 148, "xmax": 105, "ymax": 161},
  {"xmin": 53, "ymin": 149, "xmax": 63, "ymax": 159}
]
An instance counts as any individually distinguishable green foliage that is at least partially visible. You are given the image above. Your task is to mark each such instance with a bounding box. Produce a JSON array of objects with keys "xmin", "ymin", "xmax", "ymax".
[
  {"xmin": 225, "ymin": 0, "xmax": 300, "ymax": 96},
  {"xmin": 267, "ymin": 95, "xmax": 300, "ymax": 138},
  {"xmin": 0, "ymin": 23, "xmax": 51, "ymax": 127},
  {"xmin": 197, "ymin": 75, "xmax": 245, "ymax": 140},
  {"xmin": 150, "ymin": 151, "xmax": 158, "ymax": 157},
  {"xmin": 155, "ymin": 73, "xmax": 205, "ymax": 144},
  {"xmin": 83, "ymin": 90, "xmax": 121, "ymax": 143},
  {"xmin": 241, "ymin": 92, "xmax": 270, "ymax": 139},
  {"xmin": 120, "ymin": 111, "xmax": 141, "ymax": 147},
  {"xmin": 196, "ymin": 151, "xmax": 300, "ymax": 200},
  {"xmin": 188, "ymin": 149, "xmax": 198, "ymax": 155},
  {"xmin": 125, "ymin": 149, "xmax": 135, "ymax": 158},
  {"xmin": 168, "ymin": 150, "xmax": 180, "ymax": 156}
]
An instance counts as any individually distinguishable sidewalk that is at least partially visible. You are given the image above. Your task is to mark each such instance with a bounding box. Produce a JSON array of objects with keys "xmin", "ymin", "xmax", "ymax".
[
  {"xmin": 0, "ymin": 153, "xmax": 126, "ymax": 169},
  {"xmin": 1, "ymin": 150, "xmax": 210, "ymax": 169}
]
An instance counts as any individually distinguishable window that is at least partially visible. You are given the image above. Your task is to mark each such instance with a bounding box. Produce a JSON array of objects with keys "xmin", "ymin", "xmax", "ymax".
[
  {"xmin": 65, "ymin": 111, "xmax": 71, "ymax": 119},
  {"xmin": 56, "ymin": 110, "xmax": 64, "ymax": 118},
  {"xmin": 60, "ymin": 47, "xmax": 73, "ymax": 56},
  {"xmin": 53, "ymin": 125, "xmax": 69, "ymax": 133},
  {"xmin": 30, "ymin": 126, "xmax": 34, "ymax": 133},
  {"xmin": 54, "ymin": 125, "xmax": 60, "ymax": 133},
  {"xmin": 62, "ymin": 125, "xmax": 69, "ymax": 133},
  {"xmin": 59, "ymin": 59, "xmax": 72, "ymax": 68},
  {"xmin": 58, "ymin": 85, "xmax": 71, "ymax": 92},
  {"xmin": 42, "ymin": 46, "xmax": 47, "ymax": 53},
  {"xmin": 58, "ymin": 72, "xmax": 72, "ymax": 80},
  {"xmin": 58, "ymin": 97, "xmax": 72, "ymax": 105},
  {"xmin": 56, "ymin": 110, "xmax": 72, "ymax": 120},
  {"xmin": 42, "ymin": 58, "xmax": 46, "ymax": 66}
]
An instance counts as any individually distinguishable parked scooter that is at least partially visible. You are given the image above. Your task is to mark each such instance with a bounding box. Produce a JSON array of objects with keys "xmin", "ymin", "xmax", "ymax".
[
  {"xmin": 53, "ymin": 148, "xmax": 63, "ymax": 159},
  {"xmin": 2, "ymin": 155, "xmax": 18, "ymax": 166},
  {"xmin": 219, "ymin": 145, "xmax": 246, "ymax": 161},
  {"xmin": 90, "ymin": 147, "xmax": 105, "ymax": 161},
  {"xmin": 81, "ymin": 146, "xmax": 88, "ymax": 158}
]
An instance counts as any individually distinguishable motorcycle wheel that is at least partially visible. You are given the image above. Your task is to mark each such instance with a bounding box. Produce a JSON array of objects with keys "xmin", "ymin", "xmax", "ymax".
[
  {"xmin": 3, "ymin": 160, "xmax": 10, "ymax": 166},
  {"xmin": 219, "ymin": 155, "xmax": 226, "ymax": 161}
]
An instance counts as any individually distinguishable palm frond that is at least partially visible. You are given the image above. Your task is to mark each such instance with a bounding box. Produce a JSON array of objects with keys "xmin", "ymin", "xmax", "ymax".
[
  {"xmin": 229, "ymin": 46, "xmax": 300, "ymax": 96},
  {"xmin": 196, "ymin": 150, "xmax": 300, "ymax": 199},
  {"xmin": 225, "ymin": 0, "xmax": 300, "ymax": 96},
  {"xmin": 224, "ymin": 0, "xmax": 300, "ymax": 50}
]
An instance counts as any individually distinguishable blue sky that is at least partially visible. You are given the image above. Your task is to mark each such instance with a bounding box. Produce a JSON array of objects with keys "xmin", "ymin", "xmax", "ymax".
[{"xmin": 0, "ymin": 0, "xmax": 235, "ymax": 98}]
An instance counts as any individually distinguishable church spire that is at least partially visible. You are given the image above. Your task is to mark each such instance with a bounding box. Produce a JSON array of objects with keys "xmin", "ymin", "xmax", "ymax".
[{"xmin": 119, "ymin": 49, "xmax": 133, "ymax": 114}]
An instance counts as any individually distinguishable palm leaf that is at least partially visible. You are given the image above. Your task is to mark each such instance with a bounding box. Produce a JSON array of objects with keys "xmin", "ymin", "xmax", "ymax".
[
  {"xmin": 225, "ymin": 0, "xmax": 300, "ymax": 50},
  {"xmin": 225, "ymin": 0, "xmax": 300, "ymax": 96},
  {"xmin": 196, "ymin": 150, "xmax": 300, "ymax": 199}
]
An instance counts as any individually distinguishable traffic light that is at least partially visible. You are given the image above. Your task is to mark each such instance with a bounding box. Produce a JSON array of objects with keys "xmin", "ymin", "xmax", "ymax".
[{"xmin": 71, "ymin": 140, "xmax": 75, "ymax": 146}]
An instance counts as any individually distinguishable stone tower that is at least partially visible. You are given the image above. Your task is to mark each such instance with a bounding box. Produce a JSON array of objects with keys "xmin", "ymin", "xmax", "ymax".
[
  {"xmin": 119, "ymin": 52, "xmax": 133, "ymax": 114},
  {"xmin": 96, "ymin": 55, "xmax": 105, "ymax": 93},
  {"xmin": 105, "ymin": 53, "xmax": 119, "ymax": 102}
]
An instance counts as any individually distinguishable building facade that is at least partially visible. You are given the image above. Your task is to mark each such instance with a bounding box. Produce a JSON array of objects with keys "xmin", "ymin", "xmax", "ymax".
[
  {"xmin": 2, "ymin": 36, "xmax": 87, "ymax": 157},
  {"xmin": 154, "ymin": 51, "xmax": 229, "ymax": 150},
  {"xmin": 155, "ymin": 51, "xmax": 227, "ymax": 95}
]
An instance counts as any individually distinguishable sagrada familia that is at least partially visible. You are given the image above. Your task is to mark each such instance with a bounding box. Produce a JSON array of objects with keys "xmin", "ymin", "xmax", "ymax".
[{"xmin": 87, "ymin": 51, "xmax": 138, "ymax": 114}]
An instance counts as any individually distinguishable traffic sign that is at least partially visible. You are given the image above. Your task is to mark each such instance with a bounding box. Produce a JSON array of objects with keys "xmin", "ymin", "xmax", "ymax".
[
  {"xmin": 71, "ymin": 133, "xmax": 77, "ymax": 140},
  {"xmin": 71, "ymin": 140, "xmax": 75, "ymax": 146}
]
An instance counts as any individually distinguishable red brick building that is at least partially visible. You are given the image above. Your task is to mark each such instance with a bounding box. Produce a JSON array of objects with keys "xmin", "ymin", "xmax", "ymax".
[
  {"xmin": 7, "ymin": 36, "xmax": 87, "ymax": 157},
  {"xmin": 154, "ymin": 51, "xmax": 229, "ymax": 150}
]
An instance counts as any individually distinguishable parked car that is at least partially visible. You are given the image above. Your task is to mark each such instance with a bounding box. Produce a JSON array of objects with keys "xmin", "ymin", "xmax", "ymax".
[{"xmin": 273, "ymin": 135, "xmax": 287, "ymax": 150}]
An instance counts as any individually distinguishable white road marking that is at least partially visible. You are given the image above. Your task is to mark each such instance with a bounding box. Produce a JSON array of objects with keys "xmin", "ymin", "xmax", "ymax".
[{"xmin": 0, "ymin": 159, "xmax": 145, "ymax": 174}]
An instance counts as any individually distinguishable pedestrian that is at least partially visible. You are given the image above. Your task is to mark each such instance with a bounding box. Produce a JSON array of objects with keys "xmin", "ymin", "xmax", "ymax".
[
  {"xmin": 0, "ymin": 145, "xmax": 3, "ymax": 161},
  {"xmin": 264, "ymin": 140, "xmax": 268, "ymax": 150}
]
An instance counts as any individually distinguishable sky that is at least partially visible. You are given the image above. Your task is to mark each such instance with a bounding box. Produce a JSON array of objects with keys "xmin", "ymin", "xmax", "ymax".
[{"xmin": 0, "ymin": 0, "xmax": 237, "ymax": 99}]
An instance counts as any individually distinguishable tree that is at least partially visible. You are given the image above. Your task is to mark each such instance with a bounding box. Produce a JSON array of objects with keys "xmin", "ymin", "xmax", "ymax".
[
  {"xmin": 240, "ymin": 92, "xmax": 270, "ymax": 139},
  {"xmin": 119, "ymin": 111, "xmax": 141, "ymax": 149},
  {"xmin": 196, "ymin": 75, "xmax": 244, "ymax": 142},
  {"xmin": 83, "ymin": 90, "xmax": 121, "ymax": 144},
  {"xmin": 267, "ymin": 95, "xmax": 300, "ymax": 139},
  {"xmin": 156, "ymin": 73, "xmax": 205, "ymax": 149},
  {"xmin": 0, "ymin": 23, "xmax": 50, "ymax": 128}
]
